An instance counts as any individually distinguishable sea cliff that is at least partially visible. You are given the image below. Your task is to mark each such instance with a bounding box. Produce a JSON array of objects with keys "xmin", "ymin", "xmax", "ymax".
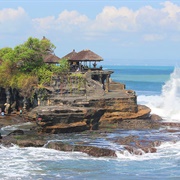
[{"xmin": 28, "ymin": 85, "xmax": 151, "ymax": 133}]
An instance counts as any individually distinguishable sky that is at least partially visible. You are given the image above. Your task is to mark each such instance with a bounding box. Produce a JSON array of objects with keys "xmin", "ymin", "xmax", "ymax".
[{"xmin": 1, "ymin": 0, "xmax": 180, "ymax": 66}]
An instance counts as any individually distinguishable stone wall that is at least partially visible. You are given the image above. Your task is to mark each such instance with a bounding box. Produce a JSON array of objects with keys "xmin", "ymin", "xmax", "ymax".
[{"xmin": 108, "ymin": 81, "xmax": 125, "ymax": 91}]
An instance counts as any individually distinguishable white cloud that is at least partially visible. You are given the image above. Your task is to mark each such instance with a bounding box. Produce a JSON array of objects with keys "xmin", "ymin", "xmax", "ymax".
[
  {"xmin": 3, "ymin": 2, "xmax": 180, "ymax": 43},
  {"xmin": 0, "ymin": 7, "xmax": 25, "ymax": 22},
  {"xmin": 160, "ymin": 1, "xmax": 180, "ymax": 30},
  {"xmin": 136, "ymin": 5, "xmax": 164, "ymax": 31},
  {"xmin": 0, "ymin": 7, "xmax": 30, "ymax": 34},
  {"xmin": 57, "ymin": 10, "xmax": 88, "ymax": 25},
  {"xmin": 32, "ymin": 16, "xmax": 56, "ymax": 33},
  {"xmin": 33, "ymin": 10, "xmax": 89, "ymax": 33},
  {"xmin": 91, "ymin": 6, "xmax": 137, "ymax": 32},
  {"xmin": 32, "ymin": 1, "xmax": 180, "ymax": 39},
  {"xmin": 82, "ymin": 2, "xmax": 180, "ymax": 41},
  {"xmin": 161, "ymin": 1, "xmax": 180, "ymax": 18}
]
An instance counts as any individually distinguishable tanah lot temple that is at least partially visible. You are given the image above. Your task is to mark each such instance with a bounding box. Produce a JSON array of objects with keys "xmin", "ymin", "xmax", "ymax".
[
  {"xmin": 0, "ymin": 36, "xmax": 151, "ymax": 133},
  {"xmin": 32, "ymin": 44, "xmax": 151, "ymax": 133},
  {"xmin": 43, "ymin": 47, "xmax": 119, "ymax": 94}
]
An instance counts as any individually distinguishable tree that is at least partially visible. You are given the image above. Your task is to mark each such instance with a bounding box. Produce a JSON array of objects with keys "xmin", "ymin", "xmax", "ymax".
[
  {"xmin": 0, "ymin": 47, "xmax": 13, "ymax": 62},
  {"xmin": 0, "ymin": 37, "xmax": 56, "ymax": 98},
  {"xmin": 15, "ymin": 37, "xmax": 56, "ymax": 73},
  {"xmin": 0, "ymin": 37, "xmax": 71, "ymax": 107},
  {"xmin": 50, "ymin": 59, "xmax": 70, "ymax": 75}
]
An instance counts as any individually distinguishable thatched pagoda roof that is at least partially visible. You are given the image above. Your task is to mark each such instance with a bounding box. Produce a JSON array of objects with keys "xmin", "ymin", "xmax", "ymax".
[
  {"xmin": 68, "ymin": 49, "xmax": 103, "ymax": 62},
  {"xmin": 43, "ymin": 53, "xmax": 61, "ymax": 64},
  {"xmin": 62, "ymin": 49, "xmax": 77, "ymax": 60}
]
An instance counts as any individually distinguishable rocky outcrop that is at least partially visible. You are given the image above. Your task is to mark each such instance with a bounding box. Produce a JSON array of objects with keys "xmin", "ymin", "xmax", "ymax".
[
  {"xmin": 28, "ymin": 90, "xmax": 151, "ymax": 133},
  {"xmin": 0, "ymin": 117, "xmax": 179, "ymax": 157},
  {"xmin": 0, "ymin": 68, "xmax": 154, "ymax": 134},
  {"xmin": 114, "ymin": 135, "xmax": 161, "ymax": 155},
  {"xmin": 99, "ymin": 105, "xmax": 151, "ymax": 124},
  {"xmin": 16, "ymin": 139, "xmax": 46, "ymax": 147},
  {"xmin": 46, "ymin": 141, "xmax": 117, "ymax": 157},
  {"xmin": 31, "ymin": 105, "xmax": 105, "ymax": 133}
]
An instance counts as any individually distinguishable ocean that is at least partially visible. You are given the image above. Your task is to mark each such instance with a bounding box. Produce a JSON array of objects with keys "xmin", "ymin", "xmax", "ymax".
[{"xmin": 0, "ymin": 65, "xmax": 180, "ymax": 180}]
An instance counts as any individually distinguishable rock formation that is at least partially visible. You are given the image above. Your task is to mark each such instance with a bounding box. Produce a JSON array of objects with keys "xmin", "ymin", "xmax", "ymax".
[
  {"xmin": 0, "ymin": 70, "xmax": 154, "ymax": 134},
  {"xmin": 28, "ymin": 88, "xmax": 151, "ymax": 133}
]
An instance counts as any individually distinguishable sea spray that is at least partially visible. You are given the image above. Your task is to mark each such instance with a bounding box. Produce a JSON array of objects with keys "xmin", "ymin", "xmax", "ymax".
[
  {"xmin": 161, "ymin": 67, "xmax": 180, "ymax": 120},
  {"xmin": 138, "ymin": 67, "xmax": 180, "ymax": 122}
]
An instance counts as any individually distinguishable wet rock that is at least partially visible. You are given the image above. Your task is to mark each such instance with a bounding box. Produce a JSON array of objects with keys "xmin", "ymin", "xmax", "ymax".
[
  {"xmin": 74, "ymin": 145, "xmax": 116, "ymax": 157},
  {"xmin": 115, "ymin": 135, "xmax": 161, "ymax": 155},
  {"xmin": 151, "ymin": 140, "xmax": 161, "ymax": 147},
  {"xmin": 141, "ymin": 147, "xmax": 157, "ymax": 153},
  {"xmin": 114, "ymin": 135, "xmax": 138, "ymax": 145},
  {"xmin": 124, "ymin": 146, "xmax": 144, "ymax": 155},
  {"xmin": 16, "ymin": 139, "xmax": 46, "ymax": 147},
  {"xmin": 166, "ymin": 129, "xmax": 180, "ymax": 133},
  {"xmin": 102, "ymin": 119, "xmax": 160, "ymax": 130},
  {"xmin": 150, "ymin": 114, "xmax": 162, "ymax": 121},
  {"xmin": 160, "ymin": 122, "xmax": 180, "ymax": 127},
  {"xmin": 0, "ymin": 136, "xmax": 17, "ymax": 147},
  {"xmin": 46, "ymin": 141, "xmax": 117, "ymax": 157},
  {"xmin": 124, "ymin": 145, "xmax": 157, "ymax": 155}
]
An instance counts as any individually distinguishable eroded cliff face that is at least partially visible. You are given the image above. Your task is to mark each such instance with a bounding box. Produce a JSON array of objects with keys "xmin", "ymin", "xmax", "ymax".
[
  {"xmin": 28, "ymin": 90, "xmax": 151, "ymax": 133},
  {"xmin": 30, "ymin": 105, "xmax": 105, "ymax": 133},
  {"xmin": 0, "ymin": 77, "xmax": 152, "ymax": 134}
]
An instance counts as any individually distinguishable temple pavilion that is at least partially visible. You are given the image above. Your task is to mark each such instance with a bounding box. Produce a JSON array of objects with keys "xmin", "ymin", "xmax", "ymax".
[
  {"xmin": 62, "ymin": 49, "xmax": 113, "ymax": 92},
  {"xmin": 41, "ymin": 36, "xmax": 113, "ymax": 93},
  {"xmin": 62, "ymin": 49, "xmax": 103, "ymax": 72}
]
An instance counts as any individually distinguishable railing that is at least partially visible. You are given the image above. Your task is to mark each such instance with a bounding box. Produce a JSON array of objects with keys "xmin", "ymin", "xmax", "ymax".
[{"xmin": 70, "ymin": 66, "xmax": 103, "ymax": 72}]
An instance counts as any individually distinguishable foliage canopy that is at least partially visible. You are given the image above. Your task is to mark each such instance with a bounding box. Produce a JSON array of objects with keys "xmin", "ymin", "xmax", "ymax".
[{"xmin": 0, "ymin": 37, "xmax": 69, "ymax": 98}]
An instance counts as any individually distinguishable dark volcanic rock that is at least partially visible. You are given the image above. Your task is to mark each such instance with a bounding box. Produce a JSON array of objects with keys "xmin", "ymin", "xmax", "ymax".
[
  {"xmin": 74, "ymin": 145, "xmax": 116, "ymax": 157},
  {"xmin": 46, "ymin": 141, "xmax": 117, "ymax": 157}
]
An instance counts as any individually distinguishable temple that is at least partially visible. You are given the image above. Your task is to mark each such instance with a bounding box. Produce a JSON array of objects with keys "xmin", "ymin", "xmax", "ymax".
[{"xmin": 62, "ymin": 49, "xmax": 113, "ymax": 92}]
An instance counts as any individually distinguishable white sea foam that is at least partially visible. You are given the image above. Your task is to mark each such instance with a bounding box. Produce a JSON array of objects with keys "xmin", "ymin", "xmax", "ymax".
[
  {"xmin": 1, "ymin": 122, "xmax": 33, "ymax": 131},
  {"xmin": 0, "ymin": 122, "xmax": 35, "ymax": 136},
  {"xmin": 115, "ymin": 141, "xmax": 180, "ymax": 161},
  {"xmin": 0, "ymin": 144, "xmax": 92, "ymax": 179},
  {"xmin": 138, "ymin": 67, "xmax": 180, "ymax": 122}
]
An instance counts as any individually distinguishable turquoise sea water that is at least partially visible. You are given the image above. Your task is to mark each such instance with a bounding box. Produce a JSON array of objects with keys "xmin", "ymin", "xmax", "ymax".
[
  {"xmin": 0, "ymin": 65, "xmax": 180, "ymax": 180},
  {"xmin": 107, "ymin": 65, "xmax": 174, "ymax": 95}
]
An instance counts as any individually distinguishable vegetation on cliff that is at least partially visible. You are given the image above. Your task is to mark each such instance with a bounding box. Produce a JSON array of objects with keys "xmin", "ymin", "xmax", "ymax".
[{"xmin": 0, "ymin": 37, "xmax": 69, "ymax": 99}]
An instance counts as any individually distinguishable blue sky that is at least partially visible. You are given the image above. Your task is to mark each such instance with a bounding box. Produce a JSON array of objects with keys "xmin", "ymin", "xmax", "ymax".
[{"xmin": 1, "ymin": 0, "xmax": 180, "ymax": 66}]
